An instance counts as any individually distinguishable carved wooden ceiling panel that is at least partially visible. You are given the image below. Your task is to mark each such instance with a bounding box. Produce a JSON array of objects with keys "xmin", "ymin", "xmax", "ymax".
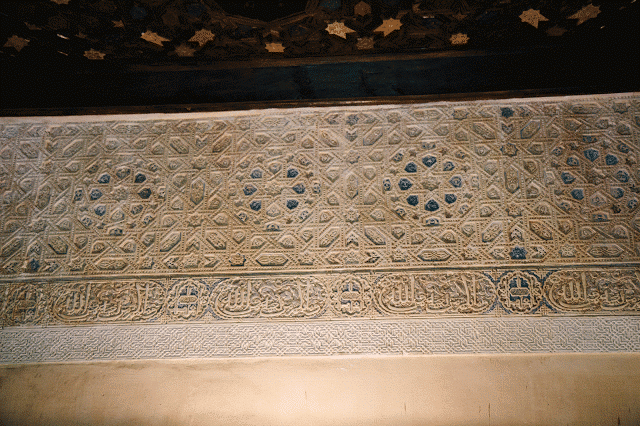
[{"xmin": 0, "ymin": 0, "xmax": 636, "ymax": 63}]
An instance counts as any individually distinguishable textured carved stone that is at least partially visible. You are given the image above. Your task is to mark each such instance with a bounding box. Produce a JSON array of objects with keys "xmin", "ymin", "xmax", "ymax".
[
  {"xmin": 1, "ymin": 94, "xmax": 638, "ymax": 278},
  {"xmin": 1, "ymin": 268, "xmax": 638, "ymax": 327},
  {"xmin": 51, "ymin": 281, "xmax": 165, "ymax": 323},
  {"xmin": 211, "ymin": 277, "xmax": 327, "ymax": 319},
  {"xmin": 1, "ymin": 93, "xmax": 639, "ymax": 361}
]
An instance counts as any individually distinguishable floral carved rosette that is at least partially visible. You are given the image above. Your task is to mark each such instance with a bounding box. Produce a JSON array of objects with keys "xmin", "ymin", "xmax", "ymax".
[
  {"xmin": 1, "ymin": 283, "xmax": 47, "ymax": 325},
  {"xmin": 331, "ymin": 275, "xmax": 372, "ymax": 316},
  {"xmin": 497, "ymin": 271, "xmax": 543, "ymax": 314},
  {"xmin": 166, "ymin": 279, "xmax": 209, "ymax": 320}
]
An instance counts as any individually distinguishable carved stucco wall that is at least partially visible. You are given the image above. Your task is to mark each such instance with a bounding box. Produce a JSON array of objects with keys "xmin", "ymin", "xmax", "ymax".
[{"xmin": 1, "ymin": 93, "xmax": 639, "ymax": 363}]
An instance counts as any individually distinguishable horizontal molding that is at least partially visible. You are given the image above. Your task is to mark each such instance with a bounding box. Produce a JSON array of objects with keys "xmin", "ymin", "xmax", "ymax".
[
  {"xmin": 2, "ymin": 316, "xmax": 639, "ymax": 364},
  {"xmin": 1, "ymin": 268, "xmax": 640, "ymax": 328}
]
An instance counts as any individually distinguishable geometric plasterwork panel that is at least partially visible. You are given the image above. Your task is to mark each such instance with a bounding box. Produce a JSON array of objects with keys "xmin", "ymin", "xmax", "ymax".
[{"xmin": 1, "ymin": 92, "xmax": 639, "ymax": 362}]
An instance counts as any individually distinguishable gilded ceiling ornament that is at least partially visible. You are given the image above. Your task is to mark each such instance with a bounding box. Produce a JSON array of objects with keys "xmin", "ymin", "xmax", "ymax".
[
  {"xmin": 189, "ymin": 29, "xmax": 215, "ymax": 47},
  {"xmin": 374, "ymin": 18, "xmax": 402, "ymax": 37},
  {"xmin": 141, "ymin": 30, "xmax": 170, "ymax": 46},
  {"xmin": 265, "ymin": 42, "xmax": 285, "ymax": 53},
  {"xmin": 354, "ymin": 1, "xmax": 372, "ymax": 16},
  {"xmin": 3, "ymin": 35, "xmax": 29, "ymax": 52},
  {"xmin": 84, "ymin": 49, "xmax": 105, "ymax": 60},
  {"xmin": 569, "ymin": 4, "xmax": 600, "ymax": 25},
  {"xmin": 546, "ymin": 26, "xmax": 567, "ymax": 36},
  {"xmin": 112, "ymin": 20, "xmax": 124, "ymax": 28},
  {"xmin": 356, "ymin": 37, "xmax": 374, "ymax": 50},
  {"xmin": 174, "ymin": 44, "xmax": 195, "ymax": 57},
  {"xmin": 519, "ymin": 9, "xmax": 548, "ymax": 28},
  {"xmin": 325, "ymin": 22, "xmax": 356, "ymax": 39},
  {"xmin": 450, "ymin": 33, "xmax": 469, "ymax": 45}
]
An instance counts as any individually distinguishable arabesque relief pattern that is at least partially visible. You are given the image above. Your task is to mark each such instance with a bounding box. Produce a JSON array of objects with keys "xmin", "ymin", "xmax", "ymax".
[
  {"xmin": 1, "ymin": 269, "xmax": 639, "ymax": 327},
  {"xmin": 0, "ymin": 93, "xmax": 639, "ymax": 333}
]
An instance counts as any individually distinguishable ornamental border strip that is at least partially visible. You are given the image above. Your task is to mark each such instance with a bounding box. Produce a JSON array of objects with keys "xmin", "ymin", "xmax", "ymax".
[
  {"xmin": 1, "ymin": 316, "xmax": 639, "ymax": 364},
  {"xmin": 1, "ymin": 268, "xmax": 639, "ymax": 327}
]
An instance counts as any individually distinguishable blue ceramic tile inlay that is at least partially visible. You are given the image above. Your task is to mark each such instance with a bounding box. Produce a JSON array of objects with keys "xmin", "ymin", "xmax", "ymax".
[
  {"xmin": 561, "ymin": 172, "xmax": 575, "ymax": 184},
  {"xmin": 501, "ymin": 107, "xmax": 514, "ymax": 118},
  {"xmin": 510, "ymin": 246, "xmax": 526, "ymax": 259},
  {"xmin": 571, "ymin": 188, "xmax": 584, "ymax": 200},
  {"xmin": 605, "ymin": 154, "xmax": 619, "ymax": 165},
  {"xmin": 398, "ymin": 178, "xmax": 412, "ymax": 191},
  {"xmin": 89, "ymin": 189, "xmax": 102, "ymax": 200},
  {"xmin": 138, "ymin": 188, "xmax": 151, "ymax": 199},
  {"xmin": 422, "ymin": 156, "xmax": 437, "ymax": 167},
  {"xmin": 406, "ymin": 195, "xmax": 419, "ymax": 206},
  {"xmin": 425, "ymin": 199, "xmax": 439, "ymax": 211},
  {"xmin": 583, "ymin": 149, "xmax": 599, "ymax": 162},
  {"xmin": 243, "ymin": 185, "xmax": 257, "ymax": 196},
  {"xmin": 615, "ymin": 170, "xmax": 630, "ymax": 183}
]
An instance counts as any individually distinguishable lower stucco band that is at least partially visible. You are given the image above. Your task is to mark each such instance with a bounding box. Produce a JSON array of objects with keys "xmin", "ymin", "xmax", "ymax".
[{"xmin": 1, "ymin": 316, "xmax": 639, "ymax": 364}]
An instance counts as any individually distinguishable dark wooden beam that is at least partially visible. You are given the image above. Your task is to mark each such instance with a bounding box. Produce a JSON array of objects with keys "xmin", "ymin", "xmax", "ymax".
[{"xmin": 2, "ymin": 40, "xmax": 638, "ymax": 116}]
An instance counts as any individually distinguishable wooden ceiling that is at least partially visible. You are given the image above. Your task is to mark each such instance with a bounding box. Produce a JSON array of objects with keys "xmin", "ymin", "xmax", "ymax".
[{"xmin": 1, "ymin": 0, "xmax": 638, "ymax": 115}]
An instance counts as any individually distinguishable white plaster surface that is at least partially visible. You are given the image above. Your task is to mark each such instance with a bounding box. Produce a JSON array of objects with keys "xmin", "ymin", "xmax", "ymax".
[{"xmin": 1, "ymin": 353, "xmax": 639, "ymax": 425}]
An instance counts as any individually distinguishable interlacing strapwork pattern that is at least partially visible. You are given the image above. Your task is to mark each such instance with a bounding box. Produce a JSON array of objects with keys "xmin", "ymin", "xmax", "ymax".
[
  {"xmin": 1, "ymin": 93, "xmax": 639, "ymax": 360},
  {"xmin": 2, "ymin": 317, "xmax": 640, "ymax": 364}
]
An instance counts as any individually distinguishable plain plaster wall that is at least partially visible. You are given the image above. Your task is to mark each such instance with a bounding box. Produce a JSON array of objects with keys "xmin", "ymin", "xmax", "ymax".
[{"xmin": 1, "ymin": 353, "xmax": 639, "ymax": 426}]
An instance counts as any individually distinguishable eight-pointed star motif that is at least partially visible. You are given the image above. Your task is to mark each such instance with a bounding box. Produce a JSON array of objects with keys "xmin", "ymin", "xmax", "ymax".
[
  {"xmin": 265, "ymin": 42, "xmax": 285, "ymax": 53},
  {"xmin": 189, "ymin": 29, "xmax": 215, "ymax": 47},
  {"xmin": 519, "ymin": 9, "xmax": 548, "ymax": 28},
  {"xmin": 141, "ymin": 30, "xmax": 170, "ymax": 46},
  {"xmin": 325, "ymin": 21, "xmax": 356, "ymax": 39},
  {"xmin": 569, "ymin": 4, "xmax": 600, "ymax": 25},
  {"xmin": 84, "ymin": 49, "xmax": 105, "ymax": 60},
  {"xmin": 450, "ymin": 33, "xmax": 469, "ymax": 45},
  {"xmin": 374, "ymin": 18, "xmax": 402, "ymax": 37},
  {"xmin": 4, "ymin": 35, "xmax": 29, "ymax": 52}
]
